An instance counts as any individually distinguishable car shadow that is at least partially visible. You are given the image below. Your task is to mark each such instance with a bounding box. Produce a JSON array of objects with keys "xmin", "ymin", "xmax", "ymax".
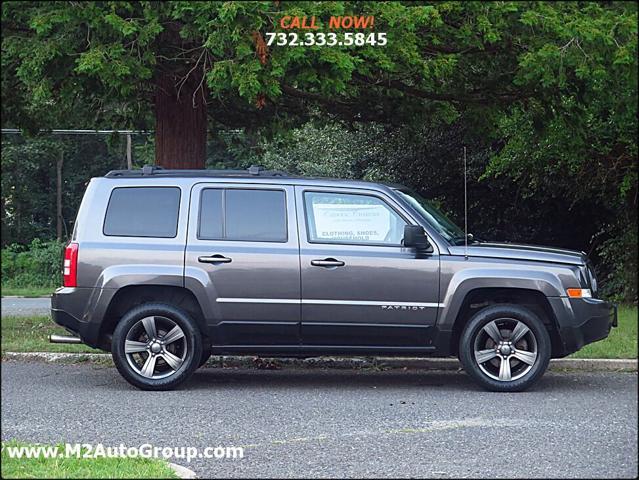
[
  {"xmin": 50, "ymin": 360, "xmax": 632, "ymax": 394},
  {"xmin": 188, "ymin": 367, "xmax": 465, "ymax": 389},
  {"xmin": 164, "ymin": 366, "xmax": 625, "ymax": 394}
]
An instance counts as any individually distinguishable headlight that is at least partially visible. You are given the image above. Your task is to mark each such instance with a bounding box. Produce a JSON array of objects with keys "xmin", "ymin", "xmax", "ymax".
[
  {"xmin": 578, "ymin": 265, "xmax": 590, "ymax": 288},
  {"xmin": 578, "ymin": 263, "xmax": 598, "ymax": 297},
  {"xmin": 587, "ymin": 264, "xmax": 598, "ymax": 295}
]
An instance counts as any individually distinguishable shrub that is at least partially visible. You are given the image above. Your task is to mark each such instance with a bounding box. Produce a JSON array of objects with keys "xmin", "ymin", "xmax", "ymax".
[
  {"xmin": 1, "ymin": 239, "xmax": 65, "ymax": 289},
  {"xmin": 596, "ymin": 226, "xmax": 638, "ymax": 303}
]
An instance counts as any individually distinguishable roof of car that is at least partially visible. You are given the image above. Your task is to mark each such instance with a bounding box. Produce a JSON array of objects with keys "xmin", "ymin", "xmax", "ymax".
[
  {"xmin": 104, "ymin": 165, "xmax": 399, "ymax": 190},
  {"xmin": 105, "ymin": 165, "xmax": 291, "ymax": 179}
]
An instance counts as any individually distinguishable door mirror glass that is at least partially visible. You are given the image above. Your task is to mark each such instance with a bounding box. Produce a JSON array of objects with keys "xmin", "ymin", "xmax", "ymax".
[{"xmin": 403, "ymin": 225, "xmax": 433, "ymax": 256}]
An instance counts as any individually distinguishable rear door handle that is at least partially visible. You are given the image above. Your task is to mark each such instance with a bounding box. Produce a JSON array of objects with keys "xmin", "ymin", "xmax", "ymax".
[
  {"xmin": 198, "ymin": 254, "xmax": 232, "ymax": 264},
  {"xmin": 311, "ymin": 258, "xmax": 345, "ymax": 267}
]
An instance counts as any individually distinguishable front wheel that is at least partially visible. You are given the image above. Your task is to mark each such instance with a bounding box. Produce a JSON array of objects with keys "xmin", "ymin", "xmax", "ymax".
[
  {"xmin": 459, "ymin": 304, "xmax": 551, "ymax": 392},
  {"xmin": 198, "ymin": 344, "xmax": 212, "ymax": 368},
  {"xmin": 112, "ymin": 303, "xmax": 202, "ymax": 390}
]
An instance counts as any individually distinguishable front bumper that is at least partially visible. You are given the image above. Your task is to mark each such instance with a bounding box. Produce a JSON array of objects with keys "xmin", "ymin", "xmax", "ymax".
[{"xmin": 548, "ymin": 296, "xmax": 617, "ymax": 357}]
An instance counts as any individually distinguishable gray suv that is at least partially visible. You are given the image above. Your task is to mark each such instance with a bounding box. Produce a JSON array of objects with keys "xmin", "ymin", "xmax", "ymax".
[{"xmin": 51, "ymin": 166, "xmax": 617, "ymax": 391}]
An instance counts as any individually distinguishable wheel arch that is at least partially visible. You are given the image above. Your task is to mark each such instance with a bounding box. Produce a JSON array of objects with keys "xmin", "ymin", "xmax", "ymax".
[
  {"xmin": 446, "ymin": 287, "xmax": 563, "ymax": 357},
  {"xmin": 98, "ymin": 285, "xmax": 208, "ymax": 349}
]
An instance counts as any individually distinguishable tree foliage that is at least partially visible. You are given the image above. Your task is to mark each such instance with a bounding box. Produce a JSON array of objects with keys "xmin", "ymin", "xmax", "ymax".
[
  {"xmin": 0, "ymin": 134, "xmax": 142, "ymax": 244},
  {"xmin": 3, "ymin": 2, "xmax": 636, "ymax": 130},
  {"xmin": 1, "ymin": 1, "xmax": 637, "ymax": 300}
]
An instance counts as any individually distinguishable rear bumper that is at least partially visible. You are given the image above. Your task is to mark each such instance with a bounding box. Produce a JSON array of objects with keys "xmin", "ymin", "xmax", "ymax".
[
  {"xmin": 51, "ymin": 287, "xmax": 101, "ymax": 348},
  {"xmin": 549, "ymin": 297, "xmax": 617, "ymax": 357}
]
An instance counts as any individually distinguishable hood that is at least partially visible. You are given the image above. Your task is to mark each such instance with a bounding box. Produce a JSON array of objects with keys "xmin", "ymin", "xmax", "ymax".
[{"xmin": 447, "ymin": 242, "xmax": 587, "ymax": 266}]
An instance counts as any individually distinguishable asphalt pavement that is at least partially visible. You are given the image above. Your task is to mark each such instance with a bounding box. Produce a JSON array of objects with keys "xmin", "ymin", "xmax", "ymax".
[
  {"xmin": 1, "ymin": 361, "xmax": 637, "ymax": 478},
  {"xmin": 1, "ymin": 297, "xmax": 50, "ymax": 317}
]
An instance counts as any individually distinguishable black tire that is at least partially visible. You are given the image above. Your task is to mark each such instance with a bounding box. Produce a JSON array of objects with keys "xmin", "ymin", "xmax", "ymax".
[
  {"xmin": 458, "ymin": 304, "xmax": 551, "ymax": 392},
  {"xmin": 112, "ymin": 303, "xmax": 202, "ymax": 391},
  {"xmin": 198, "ymin": 344, "xmax": 212, "ymax": 368}
]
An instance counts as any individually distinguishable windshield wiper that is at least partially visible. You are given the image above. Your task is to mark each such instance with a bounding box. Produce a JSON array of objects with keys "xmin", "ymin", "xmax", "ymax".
[{"xmin": 452, "ymin": 233, "xmax": 481, "ymax": 246}]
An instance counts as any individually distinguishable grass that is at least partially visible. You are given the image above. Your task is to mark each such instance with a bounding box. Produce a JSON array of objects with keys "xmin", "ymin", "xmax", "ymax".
[
  {"xmin": 1, "ymin": 286, "xmax": 54, "ymax": 298},
  {"xmin": 1, "ymin": 306, "xmax": 636, "ymax": 359},
  {"xmin": 569, "ymin": 305, "xmax": 637, "ymax": 359},
  {"xmin": 1, "ymin": 441, "xmax": 178, "ymax": 479},
  {"xmin": 1, "ymin": 316, "xmax": 100, "ymax": 354}
]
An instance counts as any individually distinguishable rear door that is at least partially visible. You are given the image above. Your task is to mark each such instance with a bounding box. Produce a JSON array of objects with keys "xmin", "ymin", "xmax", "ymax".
[
  {"xmin": 184, "ymin": 183, "xmax": 300, "ymax": 348},
  {"xmin": 296, "ymin": 186, "xmax": 441, "ymax": 350}
]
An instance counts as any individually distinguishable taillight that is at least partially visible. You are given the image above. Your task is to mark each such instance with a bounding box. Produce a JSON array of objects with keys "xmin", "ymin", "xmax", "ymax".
[{"xmin": 63, "ymin": 242, "xmax": 79, "ymax": 287}]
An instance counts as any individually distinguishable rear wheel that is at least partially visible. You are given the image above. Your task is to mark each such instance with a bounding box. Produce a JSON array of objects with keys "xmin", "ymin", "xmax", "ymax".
[
  {"xmin": 459, "ymin": 304, "xmax": 551, "ymax": 392},
  {"xmin": 112, "ymin": 303, "xmax": 202, "ymax": 390}
]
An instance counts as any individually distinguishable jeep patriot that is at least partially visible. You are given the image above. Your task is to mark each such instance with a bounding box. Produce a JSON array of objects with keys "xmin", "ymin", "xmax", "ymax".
[{"xmin": 51, "ymin": 166, "xmax": 617, "ymax": 391}]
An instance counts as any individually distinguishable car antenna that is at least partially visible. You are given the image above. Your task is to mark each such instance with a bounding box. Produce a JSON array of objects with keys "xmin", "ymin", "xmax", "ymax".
[{"xmin": 464, "ymin": 146, "xmax": 468, "ymax": 260}]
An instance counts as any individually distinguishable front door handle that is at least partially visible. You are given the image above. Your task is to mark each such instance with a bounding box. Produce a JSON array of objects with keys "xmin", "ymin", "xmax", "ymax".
[
  {"xmin": 311, "ymin": 258, "xmax": 345, "ymax": 267},
  {"xmin": 198, "ymin": 254, "xmax": 232, "ymax": 264}
]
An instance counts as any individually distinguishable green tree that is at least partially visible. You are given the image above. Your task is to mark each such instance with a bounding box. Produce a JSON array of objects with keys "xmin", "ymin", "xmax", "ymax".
[
  {"xmin": 3, "ymin": 1, "xmax": 635, "ymax": 171},
  {"xmin": 2, "ymin": 1, "xmax": 637, "ymax": 300},
  {"xmin": 0, "ymin": 134, "xmax": 128, "ymax": 245}
]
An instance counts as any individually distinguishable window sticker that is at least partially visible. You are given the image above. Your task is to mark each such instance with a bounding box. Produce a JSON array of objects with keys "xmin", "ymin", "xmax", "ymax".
[{"xmin": 312, "ymin": 203, "xmax": 394, "ymax": 242}]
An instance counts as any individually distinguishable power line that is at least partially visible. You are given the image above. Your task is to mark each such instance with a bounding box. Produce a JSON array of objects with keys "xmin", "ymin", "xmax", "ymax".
[{"xmin": 1, "ymin": 128, "xmax": 152, "ymax": 135}]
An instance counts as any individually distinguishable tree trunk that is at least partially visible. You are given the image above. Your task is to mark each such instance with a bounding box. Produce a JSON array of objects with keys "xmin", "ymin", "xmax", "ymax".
[
  {"xmin": 56, "ymin": 150, "xmax": 63, "ymax": 241},
  {"xmin": 154, "ymin": 72, "xmax": 207, "ymax": 169}
]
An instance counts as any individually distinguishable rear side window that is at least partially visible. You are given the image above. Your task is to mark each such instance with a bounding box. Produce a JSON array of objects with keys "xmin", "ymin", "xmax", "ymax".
[
  {"xmin": 103, "ymin": 187, "xmax": 181, "ymax": 238},
  {"xmin": 199, "ymin": 189, "xmax": 287, "ymax": 242}
]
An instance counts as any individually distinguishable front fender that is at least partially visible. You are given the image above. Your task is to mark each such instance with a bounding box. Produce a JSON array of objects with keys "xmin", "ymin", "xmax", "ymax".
[{"xmin": 438, "ymin": 267, "xmax": 565, "ymax": 330}]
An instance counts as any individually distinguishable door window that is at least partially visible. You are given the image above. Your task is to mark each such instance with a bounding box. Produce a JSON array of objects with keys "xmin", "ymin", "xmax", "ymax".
[
  {"xmin": 199, "ymin": 188, "xmax": 287, "ymax": 242},
  {"xmin": 304, "ymin": 191, "xmax": 406, "ymax": 246}
]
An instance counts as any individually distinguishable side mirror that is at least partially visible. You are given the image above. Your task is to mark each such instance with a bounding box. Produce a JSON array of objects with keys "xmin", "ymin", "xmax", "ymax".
[{"xmin": 403, "ymin": 225, "xmax": 433, "ymax": 257}]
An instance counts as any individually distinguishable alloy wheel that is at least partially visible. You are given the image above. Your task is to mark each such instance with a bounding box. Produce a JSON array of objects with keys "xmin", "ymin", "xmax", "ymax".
[
  {"xmin": 473, "ymin": 318, "xmax": 538, "ymax": 382},
  {"xmin": 124, "ymin": 316, "xmax": 188, "ymax": 379}
]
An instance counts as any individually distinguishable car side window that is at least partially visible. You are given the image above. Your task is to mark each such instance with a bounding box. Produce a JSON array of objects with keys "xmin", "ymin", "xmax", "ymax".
[
  {"xmin": 199, "ymin": 188, "xmax": 287, "ymax": 242},
  {"xmin": 103, "ymin": 187, "xmax": 180, "ymax": 238},
  {"xmin": 304, "ymin": 191, "xmax": 407, "ymax": 246}
]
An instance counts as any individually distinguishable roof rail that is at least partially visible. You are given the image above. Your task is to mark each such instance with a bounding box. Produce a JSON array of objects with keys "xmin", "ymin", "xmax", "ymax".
[{"xmin": 104, "ymin": 165, "xmax": 291, "ymax": 179}]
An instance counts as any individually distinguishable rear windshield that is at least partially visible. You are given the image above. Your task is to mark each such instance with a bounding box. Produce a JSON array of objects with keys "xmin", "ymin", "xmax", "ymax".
[{"xmin": 103, "ymin": 187, "xmax": 181, "ymax": 238}]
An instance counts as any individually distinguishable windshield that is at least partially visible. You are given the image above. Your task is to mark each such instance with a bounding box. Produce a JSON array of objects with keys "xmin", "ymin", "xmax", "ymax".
[{"xmin": 395, "ymin": 189, "xmax": 466, "ymax": 244}]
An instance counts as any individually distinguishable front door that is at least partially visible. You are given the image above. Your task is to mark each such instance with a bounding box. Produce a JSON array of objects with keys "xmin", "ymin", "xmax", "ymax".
[
  {"xmin": 296, "ymin": 186, "xmax": 441, "ymax": 350},
  {"xmin": 185, "ymin": 183, "xmax": 300, "ymax": 348}
]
